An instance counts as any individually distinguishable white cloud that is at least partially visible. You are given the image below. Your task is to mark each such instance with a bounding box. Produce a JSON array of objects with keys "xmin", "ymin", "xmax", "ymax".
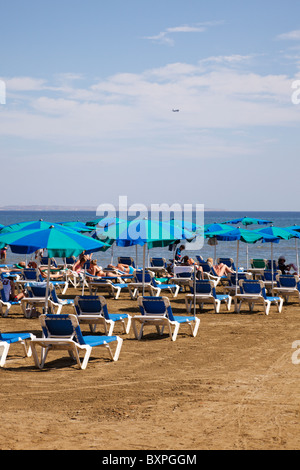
[
  {"xmin": 144, "ymin": 23, "xmax": 207, "ymax": 45},
  {"xmin": 277, "ymin": 30, "xmax": 300, "ymax": 40},
  {"xmin": 1, "ymin": 60, "xmax": 299, "ymax": 157},
  {"xmin": 4, "ymin": 77, "xmax": 46, "ymax": 91}
]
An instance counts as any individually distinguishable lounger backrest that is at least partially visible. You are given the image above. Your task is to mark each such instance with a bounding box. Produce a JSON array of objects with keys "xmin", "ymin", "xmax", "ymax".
[
  {"xmin": 150, "ymin": 258, "xmax": 166, "ymax": 267},
  {"xmin": 138, "ymin": 296, "xmax": 175, "ymax": 321},
  {"xmin": 250, "ymin": 259, "xmax": 268, "ymax": 269},
  {"xmin": 267, "ymin": 260, "xmax": 278, "ymax": 270},
  {"xmin": 22, "ymin": 269, "xmax": 38, "ymax": 280},
  {"xmin": 217, "ymin": 258, "xmax": 236, "ymax": 270},
  {"xmin": 227, "ymin": 273, "xmax": 251, "ymax": 285},
  {"xmin": 262, "ymin": 270, "xmax": 281, "ymax": 281},
  {"xmin": 118, "ymin": 257, "xmax": 135, "ymax": 267},
  {"xmin": 239, "ymin": 280, "xmax": 265, "ymax": 296},
  {"xmin": 198, "ymin": 262, "xmax": 211, "ymax": 273},
  {"xmin": 188, "ymin": 279, "xmax": 215, "ymax": 296},
  {"xmin": 75, "ymin": 295, "xmax": 101, "ymax": 315},
  {"xmin": 275, "ymin": 275, "xmax": 299, "ymax": 288},
  {"xmin": 27, "ymin": 282, "xmax": 48, "ymax": 298},
  {"xmin": 135, "ymin": 271, "xmax": 152, "ymax": 283},
  {"xmin": 41, "ymin": 314, "xmax": 85, "ymax": 345},
  {"xmin": 173, "ymin": 266, "xmax": 193, "ymax": 278}
]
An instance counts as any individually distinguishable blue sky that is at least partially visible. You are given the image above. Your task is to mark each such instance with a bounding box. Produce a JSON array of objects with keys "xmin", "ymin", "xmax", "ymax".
[{"xmin": 1, "ymin": 0, "xmax": 300, "ymax": 210}]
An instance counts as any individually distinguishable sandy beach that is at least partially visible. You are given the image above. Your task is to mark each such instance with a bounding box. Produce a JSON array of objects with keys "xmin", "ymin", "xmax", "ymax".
[{"xmin": 1, "ymin": 285, "xmax": 300, "ymax": 451}]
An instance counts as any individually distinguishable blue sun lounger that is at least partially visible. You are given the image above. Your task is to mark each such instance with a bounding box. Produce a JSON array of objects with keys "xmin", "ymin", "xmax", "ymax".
[
  {"xmin": 0, "ymin": 330, "xmax": 35, "ymax": 367},
  {"xmin": 185, "ymin": 279, "xmax": 232, "ymax": 313},
  {"xmin": 31, "ymin": 313, "xmax": 123, "ymax": 369},
  {"xmin": 74, "ymin": 295, "xmax": 131, "ymax": 335},
  {"xmin": 133, "ymin": 296, "xmax": 200, "ymax": 341}
]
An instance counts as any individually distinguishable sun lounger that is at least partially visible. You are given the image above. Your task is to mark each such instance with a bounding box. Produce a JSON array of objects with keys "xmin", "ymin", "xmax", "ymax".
[
  {"xmin": 31, "ymin": 313, "xmax": 123, "ymax": 369},
  {"xmin": 132, "ymin": 296, "xmax": 200, "ymax": 341}
]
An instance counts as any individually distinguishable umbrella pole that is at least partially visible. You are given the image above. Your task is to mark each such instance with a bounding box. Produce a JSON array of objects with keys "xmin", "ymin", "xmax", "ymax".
[
  {"xmin": 296, "ymin": 239, "xmax": 299, "ymax": 274},
  {"xmin": 235, "ymin": 240, "xmax": 239, "ymax": 297},
  {"xmin": 142, "ymin": 244, "xmax": 146, "ymax": 297},
  {"xmin": 111, "ymin": 244, "xmax": 114, "ymax": 265},
  {"xmin": 45, "ymin": 257, "xmax": 51, "ymax": 315},
  {"xmin": 193, "ymin": 264, "xmax": 197, "ymax": 316},
  {"xmin": 271, "ymin": 242, "xmax": 274, "ymax": 296}
]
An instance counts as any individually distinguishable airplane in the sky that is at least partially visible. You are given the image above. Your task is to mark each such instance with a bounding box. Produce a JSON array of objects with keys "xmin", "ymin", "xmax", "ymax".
[{"xmin": 172, "ymin": 109, "xmax": 180, "ymax": 112}]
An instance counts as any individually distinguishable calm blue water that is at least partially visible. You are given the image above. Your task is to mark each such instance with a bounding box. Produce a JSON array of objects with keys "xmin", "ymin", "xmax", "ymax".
[{"xmin": 0, "ymin": 210, "xmax": 300, "ymax": 269}]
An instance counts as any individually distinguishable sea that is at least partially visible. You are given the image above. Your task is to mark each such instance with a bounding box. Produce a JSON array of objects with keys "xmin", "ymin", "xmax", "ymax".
[{"xmin": 0, "ymin": 210, "xmax": 300, "ymax": 269}]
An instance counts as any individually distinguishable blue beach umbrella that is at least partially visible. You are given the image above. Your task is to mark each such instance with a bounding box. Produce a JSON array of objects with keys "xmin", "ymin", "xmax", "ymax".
[
  {"xmin": 223, "ymin": 216, "xmax": 273, "ymax": 226},
  {"xmin": 223, "ymin": 217, "xmax": 272, "ymax": 268},
  {"xmin": 258, "ymin": 226, "xmax": 300, "ymax": 277},
  {"xmin": 0, "ymin": 225, "xmax": 110, "ymax": 312},
  {"xmin": 96, "ymin": 218, "xmax": 195, "ymax": 295},
  {"xmin": 204, "ymin": 223, "xmax": 234, "ymax": 263},
  {"xmin": 59, "ymin": 221, "xmax": 95, "ymax": 233},
  {"xmin": 205, "ymin": 227, "xmax": 279, "ymax": 295}
]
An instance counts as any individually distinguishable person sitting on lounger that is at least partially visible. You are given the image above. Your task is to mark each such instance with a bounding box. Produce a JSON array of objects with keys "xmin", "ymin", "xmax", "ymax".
[
  {"xmin": 1, "ymin": 276, "xmax": 25, "ymax": 301},
  {"xmin": 278, "ymin": 256, "xmax": 298, "ymax": 275},
  {"xmin": 181, "ymin": 255, "xmax": 204, "ymax": 279},
  {"xmin": 73, "ymin": 254, "xmax": 88, "ymax": 274},
  {"xmin": 207, "ymin": 258, "xmax": 234, "ymax": 276}
]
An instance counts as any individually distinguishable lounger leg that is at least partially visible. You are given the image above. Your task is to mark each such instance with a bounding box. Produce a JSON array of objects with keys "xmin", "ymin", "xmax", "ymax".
[
  {"xmin": 123, "ymin": 315, "xmax": 132, "ymax": 334},
  {"xmin": 107, "ymin": 320, "xmax": 115, "ymax": 336},
  {"xmin": 132, "ymin": 319, "xmax": 144, "ymax": 340},
  {"xmin": 106, "ymin": 337, "xmax": 123, "ymax": 361},
  {"xmin": 31, "ymin": 342, "xmax": 49, "ymax": 369},
  {"xmin": 20, "ymin": 339, "xmax": 33, "ymax": 358},
  {"xmin": 0, "ymin": 342, "xmax": 10, "ymax": 367},
  {"xmin": 77, "ymin": 345, "xmax": 92, "ymax": 370},
  {"xmin": 264, "ymin": 301, "xmax": 271, "ymax": 316},
  {"xmin": 191, "ymin": 317, "xmax": 200, "ymax": 337},
  {"xmin": 0, "ymin": 301, "xmax": 11, "ymax": 317},
  {"xmin": 214, "ymin": 299, "xmax": 221, "ymax": 313},
  {"xmin": 169, "ymin": 322, "xmax": 180, "ymax": 341}
]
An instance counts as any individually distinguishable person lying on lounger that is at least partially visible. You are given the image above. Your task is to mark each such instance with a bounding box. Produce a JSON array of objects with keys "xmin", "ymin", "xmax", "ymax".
[
  {"xmin": 181, "ymin": 256, "xmax": 204, "ymax": 279},
  {"xmin": 207, "ymin": 258, "xmax": 235, "ymax": 276}
]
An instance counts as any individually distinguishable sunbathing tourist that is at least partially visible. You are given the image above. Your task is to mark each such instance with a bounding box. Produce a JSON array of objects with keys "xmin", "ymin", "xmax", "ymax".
[
  {"xmin": 207, "ymin": 258, "xmax": 235, "ymax": 276},
  {"xmin": 1, "ymin": 276, "xmax": 25, "ymax": 301},
  {"xmin": 278, "ymin": 256, "xmax": 298, "ymax": 275},
  {"xmin": 87, "ymin": 259, "xmax": 116, "ymax": 278},
  {"xmin": 181, "ymin": 255, "xmax": 204, "ymax": 279}
]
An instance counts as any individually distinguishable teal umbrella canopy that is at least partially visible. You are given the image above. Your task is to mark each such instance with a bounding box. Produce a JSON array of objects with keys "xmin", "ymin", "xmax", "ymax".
[
  {"xmin": 258, "ymin": 226, "xmax": 300, "ymax": 240},
  {"xmin": 0, "ymin": 220, "xmax": 77, "ymax": 234},
  {"xmin": 0, "ymin": 225, "xmax": 109, "ymax": 257},
  {"xmin": 59, "ymin": 221, "xmax": 95, "ymax": 233},
  {"xmin": 86, "ymin": 216, "xmax": 125, "ymax": 228},
  {"xmin": 223, "ymin": 216, "xmax": 272, "ymax": 226},
  {"xmin": 95, "ymin": 218, "xmax": 194, "ymax": 248},
  {"xmin": 205, "ymin": 227, "xmax": 279, "ymax": 244}
]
